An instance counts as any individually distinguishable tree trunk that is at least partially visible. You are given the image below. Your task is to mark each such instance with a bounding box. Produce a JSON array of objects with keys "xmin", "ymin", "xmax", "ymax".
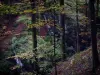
[
  {"xmin": 76, "ymin": 0, "xmax": 80, "ymax": 52},
  {"xmin": 89, "ymin": 0, "xmax": 99, "ymax": 74},
  {"xmin": 31, "ymin": 0, "xmax": 39, "ymax": 74},
  {"xmin": 60, "ymin": 0, "xmax": 66, "ymax": 60},
  {"xmin": 85, "ymin": 0, "xmax": 88, "ymax": 31}
]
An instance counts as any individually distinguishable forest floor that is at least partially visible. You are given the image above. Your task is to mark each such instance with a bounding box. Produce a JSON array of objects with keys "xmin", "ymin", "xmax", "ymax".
[{"xmin": 51, "ymin": 46, "xmax": 100, "ymax": 75}]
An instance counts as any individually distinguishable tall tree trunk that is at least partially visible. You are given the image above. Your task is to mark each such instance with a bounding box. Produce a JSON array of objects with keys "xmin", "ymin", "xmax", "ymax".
[
  {"xmin": 85, "ymin": 0, "xmax": 88, "ymax": 31},
  {"xmin": 89, "ymin": 0, "xmax": 99, "ymax": 74},
  {"xmin": 53, "ymin": 0, "xmax": 57, "ymax": 75},
  {"xmin": 31, "ymin": 0, "xmax": 39, "ymax": 75},
  {"xmin": 76, "ymin": 0, "xmax": 80, "ymax": 52},
  {"xmin": 60, "ymin": 0, "xmax": 66, "ymax": 60}
]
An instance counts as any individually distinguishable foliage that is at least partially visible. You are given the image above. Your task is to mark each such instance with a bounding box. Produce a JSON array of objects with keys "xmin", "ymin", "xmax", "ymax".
[
  {"xmin": 4, "ymin": 33, "xmax": 62, "ymax": 74},
  {"xmin": 0, "ymin": 0, "xmax": 93, "ymax": 75},
  {"xmin": 20, "ymin": 72, "xmax": 33, "ymax": 75},
  {"xmin": 0, "ymin": 4, "xmax": 18, "ymax": 15},
  {"xmin": 7, "ymin": 34, "xmax": 62, "ymax": 60},
  {"xmin": 0, "ymin": 59, "xmax": 14, "ymax": 73}
]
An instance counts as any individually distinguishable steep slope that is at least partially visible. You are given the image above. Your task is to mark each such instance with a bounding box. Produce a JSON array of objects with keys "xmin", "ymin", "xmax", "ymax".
[{"xmin": 51, "ymin": 45, "xmax": 100, "ymax": 75}]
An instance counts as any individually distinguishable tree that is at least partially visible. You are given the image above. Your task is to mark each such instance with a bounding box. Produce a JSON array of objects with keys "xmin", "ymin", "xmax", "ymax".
[
  {"xmin": 76, "ymin": 0, "xmax": 80, "ymax": 52},
  {"xmin": 89, "ymin": 0, "xmax": 99, "ymax": 74},
  {"xmin": 31, "ymin": 0, "xmax": 40, "ymax": 75},
  {"xmin": 60, "ymin": 0, "xmax": 66, "ymax": 60}
]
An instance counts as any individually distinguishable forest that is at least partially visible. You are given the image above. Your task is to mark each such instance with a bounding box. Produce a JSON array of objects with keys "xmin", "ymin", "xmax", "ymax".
[{"xmin": 0, "ymin": 0, "xmax": 100, "ymax": 75}]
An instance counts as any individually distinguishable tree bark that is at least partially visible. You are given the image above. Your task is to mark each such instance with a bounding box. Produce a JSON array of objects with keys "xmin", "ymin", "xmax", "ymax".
[
  {"xmin": 31, "ymin": 0, "xmax": 39, "ymax": 75},
  {"xmin": 89, "ymin": 0, "xmax": 99, "ymax": 74},
  {"xmin": 53, "ymin": 3, "xmax": 57, "ymax": 75},
  {"xmin": 60, "ymin": 0, "xmax": 66, "ymax": 60},
  {"xmin": 76, "ymin": 0, "xmax": 80, "ymax": 52}
]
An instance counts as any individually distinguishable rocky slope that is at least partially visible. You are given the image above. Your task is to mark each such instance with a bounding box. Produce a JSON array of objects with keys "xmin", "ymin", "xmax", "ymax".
[{"xmin": 51, "ymin": 45, "xmax": 100, "ymax": 75}]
